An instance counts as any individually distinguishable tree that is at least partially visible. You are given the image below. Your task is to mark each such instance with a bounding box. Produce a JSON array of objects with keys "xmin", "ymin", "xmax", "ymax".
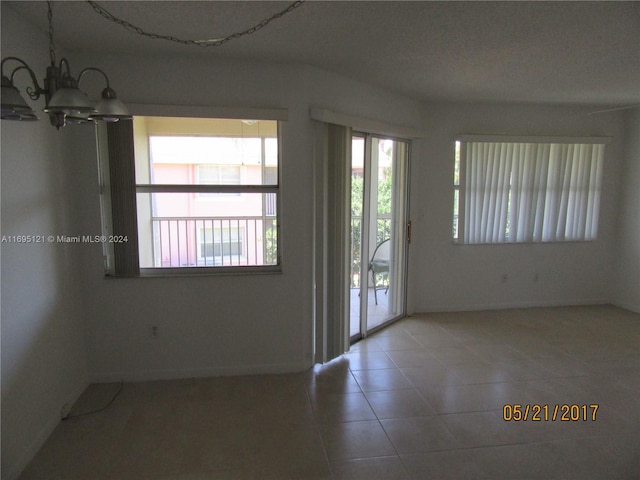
[{"xmin": 350, "ymin": 168, "xmax": 392, "ymax": 287}]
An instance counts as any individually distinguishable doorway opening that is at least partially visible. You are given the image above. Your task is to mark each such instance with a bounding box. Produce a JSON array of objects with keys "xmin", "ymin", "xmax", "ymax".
[{"xmin": 349, "ymin": 134, "xmax": 410, "ymax": 341}]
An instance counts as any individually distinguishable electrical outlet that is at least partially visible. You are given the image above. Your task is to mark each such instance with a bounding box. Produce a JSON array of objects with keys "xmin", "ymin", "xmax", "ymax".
[
  {"xmin": 150, "ymin": 325, "xmax": 159, "ymax": 339},
  {"xmin": 501, "ymin": 273, "xmax": 508, "ymax": 283}
]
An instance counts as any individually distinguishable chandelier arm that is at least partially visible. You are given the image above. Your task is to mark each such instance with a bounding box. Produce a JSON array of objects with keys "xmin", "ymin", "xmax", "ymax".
[
  {"xmin": 85, "ymin": 0, "xmax": 305, "ymax": 48},
  {"xmin": 12, "ymin": 66, "xmax": 42, "ymax": 101},
  {"xmin": 77, "ymin": 67, "xmax": 110, "ymax": 88},
  {"xmin": 58, "ymin": 58, "xmax": 73, "ymax": 77},
  {"xmin": 2, "ymin": 57, "xmax": 45, "ymax": 100}
]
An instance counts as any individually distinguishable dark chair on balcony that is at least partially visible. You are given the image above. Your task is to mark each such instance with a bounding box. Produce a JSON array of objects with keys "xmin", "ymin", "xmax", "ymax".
[{"xmin": 368, "ymin": 238, "xmax": 390, "ymax": 305}]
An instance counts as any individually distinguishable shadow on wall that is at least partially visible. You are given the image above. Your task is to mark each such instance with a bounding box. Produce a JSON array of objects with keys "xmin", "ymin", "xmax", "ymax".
[{"xmin": 1, "ymin": 122, "xmax": 89, "ymax": 480}]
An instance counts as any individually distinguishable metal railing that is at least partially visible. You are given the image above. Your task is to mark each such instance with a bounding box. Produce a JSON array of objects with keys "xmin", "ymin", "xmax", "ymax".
[
  {"xmin": 145, "ymin": 216, "xmax": 277, "ymax": 267},
  {"xmin": 350, "ymin": 215, "xmax": 391, "ymax": 288}
]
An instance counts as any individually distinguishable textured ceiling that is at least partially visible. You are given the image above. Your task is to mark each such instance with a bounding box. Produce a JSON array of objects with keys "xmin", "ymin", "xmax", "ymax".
[{"xmin": 4, "ymin": 1, "xmax": 640, "ymax": 106}]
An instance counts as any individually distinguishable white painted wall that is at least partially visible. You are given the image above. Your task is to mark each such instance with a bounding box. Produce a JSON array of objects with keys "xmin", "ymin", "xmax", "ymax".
[
  {"xmin": 408, "ymin": 102, "xmax": 627, "ymax": 312},
  {"xmin": 65, "ymin": 52, "xmax": 424, "ymax": 382},
  {"xmin": 0, "ymin": 8, "xmax": 89, "ymax": 480},
  {"xmin": 68, "ymin": 49, "xmax": 628, "ymax": 382},
  {"xmin": 613, "ymin": 108, "xmax": 640, "ymax": 312}
]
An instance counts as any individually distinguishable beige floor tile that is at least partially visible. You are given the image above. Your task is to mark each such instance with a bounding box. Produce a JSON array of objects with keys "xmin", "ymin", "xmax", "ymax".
[
  {"xmin": 17, "ymin": 306, "xmax": 639, "ymax": 480},
  {"xmin": 351, "ymin": 368, "xmax": 414, "ymax": 392},
  {"xmin": 423, "ymin": 345, "xmax": 484, "ymax": 366},
  {"xmin": 364, "ymin": 389, "xmax": 436, "ymax": 419},
  {"xmin": 343, "ymin": 350, "xmax": 397, "ymax": 371},
  {"xmin": 536, "ymin": 404, "xmax": 637, "ymax": 441},
  {"xmin": 384, "ymin": 349, "xmax": 444, "ymax": 369},
  {"xmin": 371, "ymin": 334, "xmax": 423, "ymax": 351},
  {"xmin": 306, "ymin": 368, "xmax": 362, "ymax": 396},
  {"xmin": 319, "ymin": 421, "xmax": 396, "ymax": 461},
  {"xmin": 254, "ymin": 424, "xmax": 332, "ymax": 479},
  {"xmin": 349, "ymin": 339, "xmax": 384, "ymax": 352},
  {"xmin": 441, "ymin": 362, "xmax": 514, "ymax": 385},
  {"xmin": 441, "ymin": 409, "xmax": 543, "ymax": 447},
  {"xmin": 310, "ymin": 392, "xmax": 377, "ymax": 423},
  {"xmin": 380, "ymin": 416, "xmax": 460, "ymax": 453},
  {"xmin": 176, "ymin": 472, "xmax": 253, "ymax": 480},
  {"xmin": 411, "ymin": 331, "xmax": 463, "ymax": 347},
  {"xmin": 420, "ymin": 382, "xmax": 527, "ymax": 414},
  {"xmin": 107, "ymin": 429, "xmax": 186, "ymax": 479},
  {"xmin": 570, "ymin": 375, "xmax": 640, "ymax": 423},
  {"xmin": 331, "ymin": 456, "xmax": 410, "ymax": 480},
  {"xmin": 470, "ymin": 442, "xmax": 583, "ymax": 479},
  {"xmin": 401, "ymin": 449, "xmax": 491, "ymax": 480},
  {"xmin": 399, "ymin": 365, "xmax": 456, "ymax": 388},
  {"xmin": 545, "ymin": 436, "xmax": 640, "ymax": 480},
  {"xmin": 492, "ymin": 358, "xmax": 557, "ymax": 381}
]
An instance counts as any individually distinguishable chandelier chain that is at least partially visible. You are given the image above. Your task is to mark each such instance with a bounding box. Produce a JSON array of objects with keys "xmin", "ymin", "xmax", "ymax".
[
  {"xmin": 86, "ymin": 0, "xmax": 305, "ymax": 48},
  {"xmin": 47, "ymin": 0, "xmax": 56, "ymax": 64}
]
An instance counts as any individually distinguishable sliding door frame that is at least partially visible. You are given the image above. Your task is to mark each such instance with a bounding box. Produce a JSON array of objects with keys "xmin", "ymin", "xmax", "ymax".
[{"xmin": 351, "ymin": 132, "xmax": 411, "ymax": 342}]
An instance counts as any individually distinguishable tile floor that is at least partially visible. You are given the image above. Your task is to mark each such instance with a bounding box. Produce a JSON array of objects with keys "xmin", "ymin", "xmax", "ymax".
[
  {"xmin": 350, "ymin": 287, "xmax": 392, "ymax": 337},
  {"xmin": 19, "ymin": 305, "xmax": 640, "ymax": 479}
]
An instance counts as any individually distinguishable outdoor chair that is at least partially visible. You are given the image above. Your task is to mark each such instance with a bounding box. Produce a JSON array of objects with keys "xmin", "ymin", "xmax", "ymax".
[{"xmin": 368, "ymin": 238, "xmax": 390, "ymax": 305}]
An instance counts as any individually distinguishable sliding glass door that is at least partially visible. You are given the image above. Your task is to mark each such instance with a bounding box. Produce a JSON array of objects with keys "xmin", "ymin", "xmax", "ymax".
[{"xmin": 349, "ymin": 134, "xmax": 409, "ymax": 340}]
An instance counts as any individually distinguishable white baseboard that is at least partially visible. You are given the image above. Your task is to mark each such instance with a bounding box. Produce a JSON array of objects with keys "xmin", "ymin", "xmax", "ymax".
[
  {"xmin": 415, "ymin": 298, "xmax": 611, "ymax": 313},
  {"xmin": 611, "ymin": 300, "xmax": 640, "ymax": 314},
  {"xmin": 5, "ymin": 382, "xmax": 88, "ymax": 480},
  {"xmin": 90, "ymin": 361, "xmax": 311, "ymax": 384}
]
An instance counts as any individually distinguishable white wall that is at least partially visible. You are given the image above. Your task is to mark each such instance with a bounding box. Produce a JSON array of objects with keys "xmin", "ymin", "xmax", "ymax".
[
  {"xmin": 66, "ymin": 52, "xmax": 424, "ymax": 382},
  {"xmin": 0, "ymin": 8, "xmax": 89, "ymax": 480},
  {"xmin": 408, "ymin": 102, "xmax": 626, "ymax": 312},
  {"xmin": 69, "ymin": 49, "xmax": 628, "ymax": 382},
  {"xmin": 613, "ymin": 108, "xmax": 640, "ymax": 312}
]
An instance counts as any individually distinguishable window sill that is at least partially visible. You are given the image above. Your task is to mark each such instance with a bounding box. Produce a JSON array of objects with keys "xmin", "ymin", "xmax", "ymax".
[
  {"xmin": 106, "ymin": 265, "xmax": 282, "ymax": 278},
  {"xmin": 451, "ymin": 239, "xmax": 597, "ymax": 246}
]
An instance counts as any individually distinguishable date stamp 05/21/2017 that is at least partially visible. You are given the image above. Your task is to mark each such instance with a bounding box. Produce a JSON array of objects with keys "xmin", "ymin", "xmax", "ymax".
[{"xmin": 503, "ymin": 404, "xmax": 599, "ymax": 422}]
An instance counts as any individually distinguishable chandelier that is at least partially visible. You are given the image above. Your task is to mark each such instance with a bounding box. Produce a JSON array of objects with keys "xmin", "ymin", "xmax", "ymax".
[
  {"xmin": 1, "ymin": 0, "xmax": 305, "ymax": 129},
  {"xmin": 1, "ymin": 1, "xmax": 130, "ymax": 128}
]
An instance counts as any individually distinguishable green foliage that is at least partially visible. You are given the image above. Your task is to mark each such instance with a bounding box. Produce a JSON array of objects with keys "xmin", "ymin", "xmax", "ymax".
[
  {"xmin": 350, "ymin": 168, "xmax": 393, "ymax": 287},
  {"xmin": 377, "ymin": 167, "xmax": 392, "ymax": 215},
  {"xmin": 351, "ymin": 174, "xmax": 364, "ymax": 216},
  {"xmin": 265, "ymin": 220, "xmax": 278, "ymax": 265}
]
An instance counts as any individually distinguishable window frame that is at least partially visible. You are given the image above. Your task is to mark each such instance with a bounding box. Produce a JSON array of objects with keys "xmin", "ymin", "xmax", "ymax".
[
  {"xmin": 453, "ymin": 134, "xmax": 610, "ymax": 245},
  {"xmin": 97, "ymin": 105, "xmax": 286, "ymax": 277},
  {"xmin": 197, "ymin": 224, "xmax": 245, "ymax": 265},
  {"xmin": 195, "ymin": 164, "xmax": 243, "ymax": 200}
]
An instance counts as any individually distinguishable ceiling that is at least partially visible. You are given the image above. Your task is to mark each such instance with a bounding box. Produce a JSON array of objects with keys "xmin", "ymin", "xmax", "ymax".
[{"xmin": 4, "ymin": 1, "xmax": 640, "ymax": 107}]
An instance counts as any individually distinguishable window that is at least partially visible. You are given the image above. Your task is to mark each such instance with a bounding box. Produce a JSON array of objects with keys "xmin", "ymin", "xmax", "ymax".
[
  {"xmin": 197, "ymin": 164, "xmax": 242, "ymax": 185},
  {"xmin": 98, "ymin": 115, "xmax": 280, "ymax": 276},
  {"xmin": 454, "ymin": 136, "xmax": 607, "ymax": 244},
  {"xmin": 196, "ymin": 165, "xmax": 242, "ymax": 198},
  {"xmin": 198, "ymin": 225, "xmax": 244, "ymax": 264}
]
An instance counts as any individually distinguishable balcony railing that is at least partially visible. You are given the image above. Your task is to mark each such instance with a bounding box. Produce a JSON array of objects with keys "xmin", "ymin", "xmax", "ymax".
[
  {"xmin": 350, "ymin": 214, "xmax": 391, "ymax": 288},
  {"xmin": 143, "ymin": 216, "xmax": 277, "ymax": 268}
]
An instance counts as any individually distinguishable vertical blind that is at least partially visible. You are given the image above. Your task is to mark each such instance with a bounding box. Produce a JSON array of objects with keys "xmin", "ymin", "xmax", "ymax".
[
  {"xmin": 460, "ymin": 139, "xmax": 606, "ymax": 244},
  {"xmin": 313, "ymin": 121, "xmax": 352, "ymax": 363},
  {"xmin": 104, "ymin": 121, "xmax": 141, "ymax": 277}
]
